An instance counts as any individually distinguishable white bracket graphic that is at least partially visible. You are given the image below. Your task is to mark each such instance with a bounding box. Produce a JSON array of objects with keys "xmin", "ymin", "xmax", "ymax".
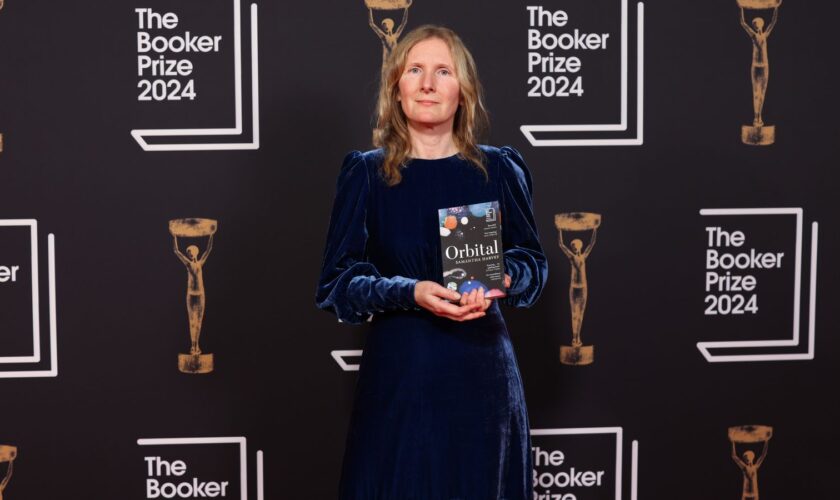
[
  {"xmin": 697, "ymin": 208, "xmax": 818, "ymax": 362},
  {"xmin": 520, "ymin": 1, "xmax": 644, "ymax": 146},
  {"xmin": 131, "ymin": 0, "xmax": 260, "ymax": 151},
  {"xmin": 0, "ymin": 220, "xmax": 59, "ymax": 378},
  {"xmin": 138, "ymin": 436, "xmax": 265, "ymax": 500},
  {"xmin": 531, "ymin": 427, "xmax": 639, "ymax": 500},
  {"xmin": 331, "ymin": 349, "xmax": 363, "ymax": 371}
]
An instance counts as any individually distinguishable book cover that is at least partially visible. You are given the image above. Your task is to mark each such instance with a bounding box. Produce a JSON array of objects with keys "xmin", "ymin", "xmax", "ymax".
[{"xmin": 438, "ymin": 201, "xmax": 506, "ymax": 299}]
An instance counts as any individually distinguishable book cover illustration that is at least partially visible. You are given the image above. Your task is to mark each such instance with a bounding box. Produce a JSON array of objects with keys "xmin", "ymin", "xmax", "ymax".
[{"xmin": 438, "ymin": 201, "xmax": 506, "ymax": 299}]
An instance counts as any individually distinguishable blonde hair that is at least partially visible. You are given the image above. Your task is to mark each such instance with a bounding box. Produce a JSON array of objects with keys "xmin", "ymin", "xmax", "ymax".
[{"xmin": 373, "ymin": 25, "xmax": 489, "ymax": 186}]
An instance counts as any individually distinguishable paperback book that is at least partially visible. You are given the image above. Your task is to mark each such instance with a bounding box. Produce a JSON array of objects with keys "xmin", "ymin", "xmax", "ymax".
[{"xmin": 438, "ymin": 201, "xmax": 506, "ymax": 299}]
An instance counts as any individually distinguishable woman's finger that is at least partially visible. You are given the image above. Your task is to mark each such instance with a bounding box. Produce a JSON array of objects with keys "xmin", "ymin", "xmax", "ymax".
[
  {"xmin": 460, "ymin": 289, "xmax": 472, "ymax": 306},
  {"xmin": 415, "ymin": 280, "xmax": 460, "ymax": 306},
  {"xmin": 440, "ymin": 309, "xmax": 486, "ymax": 321},
  {"xmin": 433, "ymin": 299, "xmax": 480, "ymax": 318},
  {"xmin": 451, "ymin": 296, "xmax": 485, "ymax": 318},
  {"xmin": 450, "ymin": 310, "xmax": 487, "ymax": 322},
  {"xmin": 436, "ymin": 287, "xmax": 461, "ymax": 302},
  {"xmin": 477, "ymin": 287, "xmax": 491, "ymax": 312}
]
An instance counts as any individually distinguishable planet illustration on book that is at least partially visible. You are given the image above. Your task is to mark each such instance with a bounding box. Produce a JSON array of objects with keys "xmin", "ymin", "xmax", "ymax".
[
  {"xmin": 458, "ymin": 279, "xmax": 504, "ymax": 299},
  {"xmin": 459, "ymin": 279, "xmax": 487, "ymax": 294},
  {"xmin": 443, "ymin": 268, "xmax": 467, "ymax": 280},
  {"xmin": 468, "ymin": 202, "xmax": 491, "ymax": 217},
  {"xmin": 444, "ymin": 215, "xmax": 458, "ymax": 230}
]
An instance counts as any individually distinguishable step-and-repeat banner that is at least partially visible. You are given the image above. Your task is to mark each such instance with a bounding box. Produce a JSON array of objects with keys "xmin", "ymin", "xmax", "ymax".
[{"xmin": 0, "ymin": 0, "xmax": 836, "ymax": 498}]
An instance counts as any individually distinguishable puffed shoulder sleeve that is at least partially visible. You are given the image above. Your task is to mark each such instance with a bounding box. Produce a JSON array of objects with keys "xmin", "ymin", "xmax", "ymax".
[
  {"xmin": 315, "ymin": 151, "xmax": 418, "ymax": 324},
  {"xmin": 498, "ymin": 146, "xmax": 548, "ymax": 307}
]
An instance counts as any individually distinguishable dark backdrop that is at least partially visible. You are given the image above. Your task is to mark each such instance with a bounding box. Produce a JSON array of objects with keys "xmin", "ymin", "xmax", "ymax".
[{"xmin": 0, "ymin": 0, "xmax": 836, "ymax": 498}]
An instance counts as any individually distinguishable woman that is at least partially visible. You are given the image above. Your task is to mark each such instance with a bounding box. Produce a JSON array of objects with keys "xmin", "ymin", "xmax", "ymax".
[{"xmin": 316, "ymin": 25, "xmax": 547, "ymax": 499}]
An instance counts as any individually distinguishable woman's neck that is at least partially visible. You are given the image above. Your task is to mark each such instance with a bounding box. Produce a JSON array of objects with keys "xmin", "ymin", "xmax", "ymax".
[{"xmin": 407, "ymin": 121, "xmax": 458, "ymax": 159}]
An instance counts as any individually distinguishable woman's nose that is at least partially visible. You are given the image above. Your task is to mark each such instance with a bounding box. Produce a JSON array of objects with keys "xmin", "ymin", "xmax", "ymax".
[{"xmin": 420, "ymin": 73, "xmax": 435, "ymax": 92}]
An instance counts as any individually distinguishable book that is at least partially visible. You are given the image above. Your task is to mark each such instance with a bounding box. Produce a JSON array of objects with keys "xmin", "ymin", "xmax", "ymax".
[{"xmin": 438, "ymin": 201, "xmax": 506, "ymax": 299}]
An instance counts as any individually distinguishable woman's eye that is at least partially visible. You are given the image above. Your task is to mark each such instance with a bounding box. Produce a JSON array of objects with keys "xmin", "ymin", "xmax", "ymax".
[
  {"xmin": 407, "ymin": 67, "xmax": 421, "ymax": 74},
  {"xmin": 438, "ymin": 68, "xmax": 451, "ymax": 76}
]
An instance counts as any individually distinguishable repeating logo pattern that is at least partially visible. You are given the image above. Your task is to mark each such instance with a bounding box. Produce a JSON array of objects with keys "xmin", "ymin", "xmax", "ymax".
[
  {"xmin": 0, "ymin": 445, "xmax": 15, "ymax": 500},
  {"xmin": 729, "ymin": 425, "xmax": 773, "ymax": 500},
  {"xmin": 737, "ymin": 0, "xmax": 781, "ymax": 145},
  {"xmin": 170, "ymin": 218, "xmax": 217, "ymax": 374},
  {"xmin": 555, "ymin": 212, "xmax": 600, "ymax": 366},
  {"xmin": 520, "ymin": 0, "xmax": 645, "ymax": 146},
  {"xmin": 365, "ymin": 0, "xmax": 412, "ymax": 68},
  {"xmin": 137, "ymin": 437, "xmax": 265, "ymax": 500},
  {"xmin": 131, "ymin": 0, "xmax": 261, "ymax": 151},
  {"xmin": 531, "ymin": 427, "xmax": 639, "ymax": 500},
  {"xmin": 0, "ymin": 220, "xmax": 58, "ymax": 379},
  {"xmin": 697, "ymin": 208, "xmax": 818, "ymax": 362}
]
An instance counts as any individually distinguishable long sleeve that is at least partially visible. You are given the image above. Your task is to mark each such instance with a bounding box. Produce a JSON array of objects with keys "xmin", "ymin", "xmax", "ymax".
[
  {"xmin": 498, "ymin": 146, "xmax": 548, "ymax": 307},
  {"xmin": 315, "ymin": 151, "xmax": 418, "ymax": 324}
]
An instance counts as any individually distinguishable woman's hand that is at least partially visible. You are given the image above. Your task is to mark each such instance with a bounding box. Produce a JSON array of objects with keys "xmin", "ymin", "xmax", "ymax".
[
  {"xmin": 459, "ymin": 273, "xmax": 512, "ymax": 311},
  {"xmin": 414, "ymin": 281, "xmax": 486, "ymax": 321},
  {"xmin": 459, "ymin": 287, "xmax": 492, "ymax": 313}
]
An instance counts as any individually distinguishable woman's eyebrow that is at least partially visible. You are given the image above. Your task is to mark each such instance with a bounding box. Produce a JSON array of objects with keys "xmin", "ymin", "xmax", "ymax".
[{"xmin": 405, "ymin": 61, "xmax": 452, "ymax": 68}]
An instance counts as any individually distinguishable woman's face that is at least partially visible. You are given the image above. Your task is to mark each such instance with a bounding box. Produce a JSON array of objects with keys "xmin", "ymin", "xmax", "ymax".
[{"xmin": 397, "ymin": 37, "xmax": 461, "ymax": 131}]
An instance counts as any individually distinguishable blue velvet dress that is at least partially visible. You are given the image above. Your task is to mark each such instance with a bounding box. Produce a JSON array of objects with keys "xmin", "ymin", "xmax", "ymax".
[{"xmin": 316, "ymin": 146, "xmax": 547, "ymax": 500}]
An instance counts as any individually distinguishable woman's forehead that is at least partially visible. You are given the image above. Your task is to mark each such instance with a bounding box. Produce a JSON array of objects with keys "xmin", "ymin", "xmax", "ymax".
[{"xmin": 406, "ymin": 38, "xmax": 454, "ymax": 65}]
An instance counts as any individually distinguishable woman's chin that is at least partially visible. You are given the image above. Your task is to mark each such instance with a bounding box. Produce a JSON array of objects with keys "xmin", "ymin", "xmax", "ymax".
[{"xmin": 408, "ymin": 117, "xmax": 455, "ymax": 131}]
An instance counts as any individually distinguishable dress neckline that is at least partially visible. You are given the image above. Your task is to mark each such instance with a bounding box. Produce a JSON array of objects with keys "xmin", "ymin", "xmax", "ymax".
[{"xmin": 406, "ymin": 153, "xmax": 461, "ymax": 163}]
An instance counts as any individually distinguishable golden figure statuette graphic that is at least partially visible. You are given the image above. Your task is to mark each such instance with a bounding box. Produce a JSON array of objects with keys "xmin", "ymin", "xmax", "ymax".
[
  {"xmin": 737, "ymin": 0, "xmax": 781, "ymax": 145},
  {"xmin": 365, "ymin": 0, "xmax": 412, "ymax": 67},
  {"xmin": 729, "ymin": 425, "xmax": 772, "ymax": 500},
  {"xmin": 555, "ymin": 212, "xmax": 600, "ymax": 366},
  {"xmin": 0, "ymin": 445, "xmax": 17, "ymax": 500},
  {"xmin": 169, "ymin": 218, "xmax": 217, "ymax": 374}
]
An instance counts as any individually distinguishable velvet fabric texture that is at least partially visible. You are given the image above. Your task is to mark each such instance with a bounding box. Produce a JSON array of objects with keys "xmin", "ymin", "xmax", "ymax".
[{"xmin": 316, "ymin": 146, "xmax": 547, "ymax": 500}]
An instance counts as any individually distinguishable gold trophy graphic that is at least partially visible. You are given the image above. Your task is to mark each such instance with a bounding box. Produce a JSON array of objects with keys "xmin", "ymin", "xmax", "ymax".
[
  {"xmin": 365, "ymin": 0, "xmax": 412, "ymax": 67},
  {"xmin": 555, "ymin": 212, "xmax": 600, "ymax": 366},
  {"xmin": 738, "ymin": 0, "xmax": 781, "ymax": 145},
  {"xmin": 729, "ymin": 425, "xmax": 772, "ymax": 500},
  {"xmin": 169, "ymin": 218, "xmax": 216, "ymax": 374},
  {"xmin": 0, "ymin": 445, "xmax": 16, "ymax": 500}
]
